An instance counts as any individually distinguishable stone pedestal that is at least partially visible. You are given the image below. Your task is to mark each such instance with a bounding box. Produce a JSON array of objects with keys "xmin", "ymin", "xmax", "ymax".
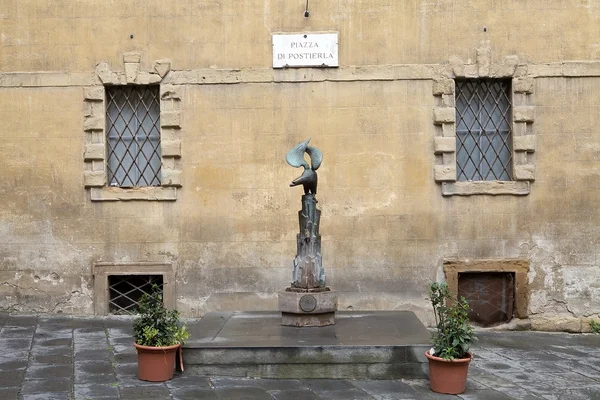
[{"xmin": 279, "ymin": 288, "xmax": 338, "ymax": 327}]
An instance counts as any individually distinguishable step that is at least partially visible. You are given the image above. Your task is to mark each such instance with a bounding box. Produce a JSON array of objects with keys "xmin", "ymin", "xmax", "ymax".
[{"xmin": 182, "ymin": 311, "xmax": 430, "ymax": 379}]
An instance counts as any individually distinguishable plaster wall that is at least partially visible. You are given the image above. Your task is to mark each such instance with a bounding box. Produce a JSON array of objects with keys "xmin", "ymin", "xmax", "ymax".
[{"xmin": 1, "ymin": 0, "xmax": 600, "ymax": 330}]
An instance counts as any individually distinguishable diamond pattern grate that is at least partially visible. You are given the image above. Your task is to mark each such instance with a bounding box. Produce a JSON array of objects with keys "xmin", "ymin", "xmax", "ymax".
[
  {"xmin": 106, "ymin": 86, "xmax": 161, "ymax": 187},
  {"xmin": 455, "ymin": 79, "xmax": 512, "ymax": 181},
  {"xmin": 108, "ymin": 275, "xmax": 163, "ymax": 315},
  {"xmin": 458, "ymin": 272, "xmax": 514, "ymax": 326}
]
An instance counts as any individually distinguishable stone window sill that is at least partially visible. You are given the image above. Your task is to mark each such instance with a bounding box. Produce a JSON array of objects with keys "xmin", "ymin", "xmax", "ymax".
[
  {"xmin": 90, "ymin": 187, "xmax": 177, "ymax": 201},
  {"xmin": 441, "ymin": 181, "xmax": 530, "ymax": 196}
]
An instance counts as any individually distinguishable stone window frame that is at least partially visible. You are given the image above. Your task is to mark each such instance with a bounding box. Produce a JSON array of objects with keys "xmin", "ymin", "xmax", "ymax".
[
  {"xmin": 92, "ymin": 261, "xmax": 175, "ymax": 315},
  {"xmin": 433, "ymin": 46, "xmax": 536, "ymax": 196},
  {"xmin": 443, "ymin": 258, "xmax": 529, "ymax": 319},
  {"xmin": 83, "ymin": 52, "xmax": 183, "ymax": 201}
]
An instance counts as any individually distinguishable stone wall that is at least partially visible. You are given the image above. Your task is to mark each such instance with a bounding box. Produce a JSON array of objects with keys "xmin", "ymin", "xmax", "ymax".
[{"xmin": 1, "ymin": 0, "xmax": 600, "ymax": 331}]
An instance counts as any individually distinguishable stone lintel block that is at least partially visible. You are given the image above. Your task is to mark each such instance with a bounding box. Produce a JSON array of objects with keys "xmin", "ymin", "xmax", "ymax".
[
  {"xmin": 433, "ymin": 107, "xmax": 455, "ymax": 124},
  {"xmin": 135, "ymin": 71, "xmax": 162, "ymax": 85},
  {"xmin": 476, "ymin": 46, "xmax": 491, "ymax": 76},
  {"xmin": 513, "ymin": 64, "xmax": 528, "ymax": 78},
  {"xmin": 513, "ymin": 135, "xmax": 536, "ymax": 152},
  {"xmin": 279, "ymin": 290, "xmax": 338, "ymax": 315},
  {"xmin": 161, "ymin": 85, "xmax": 182, "ymax": 100},
  {"xmin": 83, "ymin": 86, "xmax": 104, "ymax": 101},
  {"xmin": 161, "ymin": 168, "xmax": 182, "ymax": 187},
  {"xmin": 123, "ymin": 52, "xmax": 142, "ymax": 64},
  {"xmin": 95, "ymin": 62, "xmax": 114, "ymax": 84},
  {"xmin": 84, "ymin": 143, "xmax": 105, "ymax": 160},
  {"xmin": 448, "ymin": 55, "xmax": 464, "ymax": 77},
  {"xmin": 161, "ymin": 140, "xmax": 181, "ymax": 158},
  {"xmin": 84, "ymin": 171, "xmax": 106, "ymax": 187},
  {"xmin": 513, "ymin": 106, "xmax": 535, "ymax": 122},
  {"xmin": 463, "ymin": 64, "xmax": 478, "ymax": 78},
  {"xmin": 124, "ymin": 63, "xmax": 139, "ymax": 84},
  {"xmin": 514, "ymin": 164, "xmax": 535, "ymax": 181},
  {"xmin": 433, "ymin": 165, "xmax": 456, "ymax": 182},
  {"xmin": 161, "ymin": 111, "xmax": 181, "ymax": 128},
  {"xmin": 433, "ymin": 136, "xmax": 455, "ymax": 154},
  {"xmin": 513, "ymin": 78, "xmax": 534, "ymax": 94},
  {"xmin": 83, "ymin": 115, "xmax": 104, "ymax": 131},
  {"xmin": 432, "ymin": 79, "xmax": 454, "ymax": 96},
  {"xmin": 154, "ymin": 60, "xmax": 172, "ymax": 78}
]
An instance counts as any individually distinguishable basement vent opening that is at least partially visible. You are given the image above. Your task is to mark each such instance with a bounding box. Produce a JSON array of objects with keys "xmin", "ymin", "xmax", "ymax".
[
  {"xmin": 458, "ymin": 272, "xmax": 515, "ymax": 327},
  {"xmin": 108, "ymin": 275, "xmax": 163, "ymax": 315}
]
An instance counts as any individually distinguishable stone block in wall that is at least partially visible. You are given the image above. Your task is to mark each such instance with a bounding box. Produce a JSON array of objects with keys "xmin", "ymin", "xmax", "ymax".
[
  {"xmin": 434, "ymin": 136, "xmax": 455, "ymax": 154},
  {"xmin": 434, "ymin": 165, "xmax": 456, "ymax": 182},
  {"xmin": 161, "ymin": 140, "xmax": 181, "ymax": 158},
  {"xmin": 513, "ymin": 78, "xmax": 534, "ymax": 94},
  {"xmin": 123, "ymin": 52, "xmax": 142, "ymax": 63},
  {"xmin": 125, "ymin": 63, "xmax": 139, "ymax": 84},
  {"xmin": 136, "ymin": 72, "xmax": 162, "ymax": 85},
  {"xmin": 514, "ymin": 164, "xmax": 535, "ymax": 181},
  {"xmin": 154, "ymin": 60, "xmax": 171, "ymax": 78},
  {"xmin": 432, "ymin": 79, "xmax": 454, "ymax": 96},
  {"xmin": 161, "ymin": 111, "xmax": 181, "ymax": 128},
  {"xmin": 83, "ymin": 86, "xmax": 104, "ymax": 101},
  {"xmin": 448, "ymin": 56, "xmax": 464, "ymax": 77},
  {"xmin": 433, "ymin": 107, "xmax": 455, "ymax": 124},
  {"xmin": 84, "ymin": 143, "xmax": 105, "ymax": 161},
  {"xmin": 161, "ymin": 169, "xmax": 182, "ymax": 187},
  {"xmin": 513, "ymin": 106, "xmax": 535, "ymax": 122},
  {"xmin": 84, "ymin": 171, "xmax": 106, "ymax": 187},
  {"xmin": 477, "ymin": 46, "xmax": 491, "ymax": 77},
  {"xmin": 161, "ymin": 85, "xmax": 182, "ymax": 100},
  {"xmin": 83, "ymin": 116, "xmax": 103, "ymax": 131},
  {"xmin": 513, "ymin": 135, "xmax": 536, "ymax": 152}
]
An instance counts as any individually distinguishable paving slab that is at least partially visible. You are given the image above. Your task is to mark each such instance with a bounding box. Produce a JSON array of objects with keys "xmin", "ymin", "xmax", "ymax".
[{"xmin": 0, "ymin": 312, "xmax": 598, "ymax": 399}]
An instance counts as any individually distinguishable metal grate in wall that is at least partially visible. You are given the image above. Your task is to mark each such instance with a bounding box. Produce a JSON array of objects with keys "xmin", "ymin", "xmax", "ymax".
[
  {"xmin": 458, "ymin": 272, "xmax": 514, "ymax": 326},
  {"xmin": 108, "ymin": 275, "xmax": 163, "ymax": 315}
]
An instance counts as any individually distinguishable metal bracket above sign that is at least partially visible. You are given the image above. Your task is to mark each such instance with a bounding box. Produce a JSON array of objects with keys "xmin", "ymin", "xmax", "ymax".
[{"xmin": 272, "ymin": 33, "xmax": 339, "ymax": 69}]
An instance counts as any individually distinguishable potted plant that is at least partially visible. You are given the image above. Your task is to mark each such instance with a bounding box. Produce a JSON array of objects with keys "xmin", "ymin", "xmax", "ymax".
[
  {"xmin": 133, "ymin": 284, "xmax": 189, "ymax": 382},
  {"xmin": 425, "ymin": 282, "xmax": 477, "ymax": 394}
]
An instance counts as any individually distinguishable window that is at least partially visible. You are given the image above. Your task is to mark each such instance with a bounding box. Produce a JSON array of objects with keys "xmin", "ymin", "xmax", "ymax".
[
  {"xmin": 455, "ymin": 79, "xmax": 512, "ymax": 181},
  {"xmin": 108, "ymin": 275, "xmax": 163, "ymax": 315},
  {"xmin": 106, "ymin": 85, "xmax": 161, "ymax": 187}
]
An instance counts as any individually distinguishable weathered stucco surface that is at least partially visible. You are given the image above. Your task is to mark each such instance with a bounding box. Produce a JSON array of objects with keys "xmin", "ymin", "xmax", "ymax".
[{"xmin": 1, "ymin": 0, "xmax": 600, "ymax": 331}]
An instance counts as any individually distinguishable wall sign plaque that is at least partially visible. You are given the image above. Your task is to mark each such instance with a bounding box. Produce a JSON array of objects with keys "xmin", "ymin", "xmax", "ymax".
[{"xmin": 272, "ymin": 33, "xmax": 338, "ymax": 68}]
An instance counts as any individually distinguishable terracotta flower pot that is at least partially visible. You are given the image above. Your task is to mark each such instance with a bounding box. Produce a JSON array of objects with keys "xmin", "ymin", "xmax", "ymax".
[
  {"xmin": 134, "ymin": 343, "xmax": 180, "ymax": 382},
  {"xmin": 425, "ymin": 350, "xmax": 472, "ymax": 394}
]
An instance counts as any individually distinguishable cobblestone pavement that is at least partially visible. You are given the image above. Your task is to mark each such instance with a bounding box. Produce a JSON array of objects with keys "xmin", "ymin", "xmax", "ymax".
[{"xmin": 1, "ymin": 313, "xmax": 600, "ymax": 399}]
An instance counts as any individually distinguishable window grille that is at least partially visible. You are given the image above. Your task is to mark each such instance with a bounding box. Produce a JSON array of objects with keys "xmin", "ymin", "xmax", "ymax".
[
  {"xmin": 106, "ymin": 86, "xmax": 161, "ymax": 187},
  {"xmin": 455, "ymin": 79, "xmax": 512, "ymax": 181},
  {"xmin": 108, "ymin": 275, "xmax": 163, "ymax": 315},
  {"xmin": 458, "ymin": 272, "xmax": 515, "ymax": 326}
]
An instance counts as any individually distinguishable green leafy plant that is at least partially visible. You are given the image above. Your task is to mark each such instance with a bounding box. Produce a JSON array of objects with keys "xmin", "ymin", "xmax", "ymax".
[
  {"xmin": 133, "ymin": 284, "xmax": 189, "ymax": 347},
  {"xmin": 428, "ymin": 282, "xmax": 477, "ymax": 360},
  {"xmin": 590, "ymin": 319, "xmax": 600, "ymax": 334}
]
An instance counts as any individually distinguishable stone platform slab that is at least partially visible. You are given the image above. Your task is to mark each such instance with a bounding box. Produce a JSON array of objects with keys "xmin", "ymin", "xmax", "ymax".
[{"xmin": 182, "ymin": 311, "xmax": 430, "ymax": 379}]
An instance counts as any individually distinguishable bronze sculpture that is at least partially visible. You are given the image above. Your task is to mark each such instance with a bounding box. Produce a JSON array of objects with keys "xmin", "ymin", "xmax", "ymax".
[
  {"xmin": 279, "ymin": 138, "xmax": 337, "ymax": 326},
  {"xmin": 286, "ymin": 138, "xmax": 322, "ymax": 195}
]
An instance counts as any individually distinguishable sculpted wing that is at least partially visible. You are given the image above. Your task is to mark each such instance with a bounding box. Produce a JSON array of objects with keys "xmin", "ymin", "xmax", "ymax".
[
  {"xmin": 305, "ymin": 145, "xmax": 322, "ymax": 171},
  {"xmin": 285, "ymin": 138, "xmax": 311, "ymax": 169}
]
